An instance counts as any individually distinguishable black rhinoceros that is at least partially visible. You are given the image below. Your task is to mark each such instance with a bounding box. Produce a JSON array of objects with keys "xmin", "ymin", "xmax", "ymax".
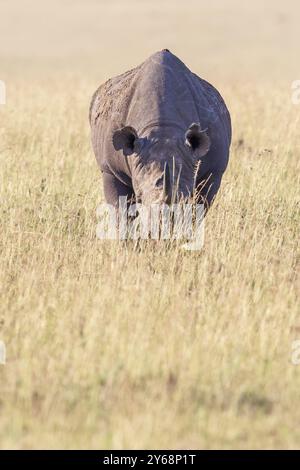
[{"xmin": 90, "ymin": 50, "xmax": 231, "ymax": 210}]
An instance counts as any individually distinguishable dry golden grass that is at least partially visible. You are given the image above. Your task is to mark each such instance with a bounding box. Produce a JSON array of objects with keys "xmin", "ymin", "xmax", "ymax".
[{"xmin": 0, "ymin": 0, "xmax": 300, "ymax": 449}]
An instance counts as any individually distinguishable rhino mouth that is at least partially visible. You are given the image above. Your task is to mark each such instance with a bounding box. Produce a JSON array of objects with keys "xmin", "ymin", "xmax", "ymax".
[{"xmin": 133, "ymin": 157, "xmax": 192, "ymax": 207}]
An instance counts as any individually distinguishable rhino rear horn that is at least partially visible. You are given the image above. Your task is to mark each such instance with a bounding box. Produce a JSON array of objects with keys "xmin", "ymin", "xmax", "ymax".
[
  {"xmin": 112, "ymin": 126, "xmax": 138, "ymax": 155},
  {"xmin": 185, "ymin": 123, "xmax": 210, "ymax": 157}
]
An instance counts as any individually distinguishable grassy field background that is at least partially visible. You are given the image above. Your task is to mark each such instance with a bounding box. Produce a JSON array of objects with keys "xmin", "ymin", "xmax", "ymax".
[{"xmin": 0, "ymin": 0, "xmax": 299, "ymax": 449}]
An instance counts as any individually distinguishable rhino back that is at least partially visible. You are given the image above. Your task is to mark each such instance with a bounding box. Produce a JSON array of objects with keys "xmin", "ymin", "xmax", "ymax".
[{"xmin": 90, "ymin": 50, "xmax": 231, "ymax": 180}]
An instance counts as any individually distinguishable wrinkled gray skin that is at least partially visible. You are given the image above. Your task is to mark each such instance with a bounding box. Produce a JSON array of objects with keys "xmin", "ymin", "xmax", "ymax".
[{"xmin": 90, "ymin": 50, "xmax": 231, "ymax": 209}]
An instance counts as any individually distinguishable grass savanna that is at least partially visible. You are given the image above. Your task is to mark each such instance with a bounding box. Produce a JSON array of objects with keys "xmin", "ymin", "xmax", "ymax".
[
  {"xmin": 0, "ymin": 0, "xmax": 300, "ymax": 450},
  {"xmin": 0, "ymin": 78, "xmax": 299, "ymax": 449}
]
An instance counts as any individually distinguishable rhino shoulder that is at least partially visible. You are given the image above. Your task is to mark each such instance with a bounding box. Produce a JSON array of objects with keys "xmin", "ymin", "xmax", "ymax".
[
  {"xmin": 89, "ymin": 65, "xmax": 141, "ymax": 127},
  {"xmin": 192, "ymin": 73, "xmax": 232, "ymax": 144},
  {"xmin": 89, "ymin": 80, "xmax": 109, "ymax": 126}
]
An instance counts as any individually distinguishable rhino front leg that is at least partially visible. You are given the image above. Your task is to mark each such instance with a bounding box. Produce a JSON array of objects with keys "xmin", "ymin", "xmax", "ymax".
[
  {"xmin": 196, "ymin": 172, "xmax": 223, "ymax": 210},
  {"xmin": 102, "ymin": 171, "xmax": 135, "ymax": 208}
]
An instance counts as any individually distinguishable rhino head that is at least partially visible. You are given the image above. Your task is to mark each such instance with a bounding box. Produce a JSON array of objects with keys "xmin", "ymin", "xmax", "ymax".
[{"xmin": 112, "ymin": 123, "xmax": 210, "ymax": 206}]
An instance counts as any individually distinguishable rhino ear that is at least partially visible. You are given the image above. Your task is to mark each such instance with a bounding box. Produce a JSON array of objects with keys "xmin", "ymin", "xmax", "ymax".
[
  {"xmin": 112, "ymin": 126, "xmax": 138, "ymax": 156},
  {"xmin": 185, "ymin": 123, "xmax": 210, "ymax": 157}
]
